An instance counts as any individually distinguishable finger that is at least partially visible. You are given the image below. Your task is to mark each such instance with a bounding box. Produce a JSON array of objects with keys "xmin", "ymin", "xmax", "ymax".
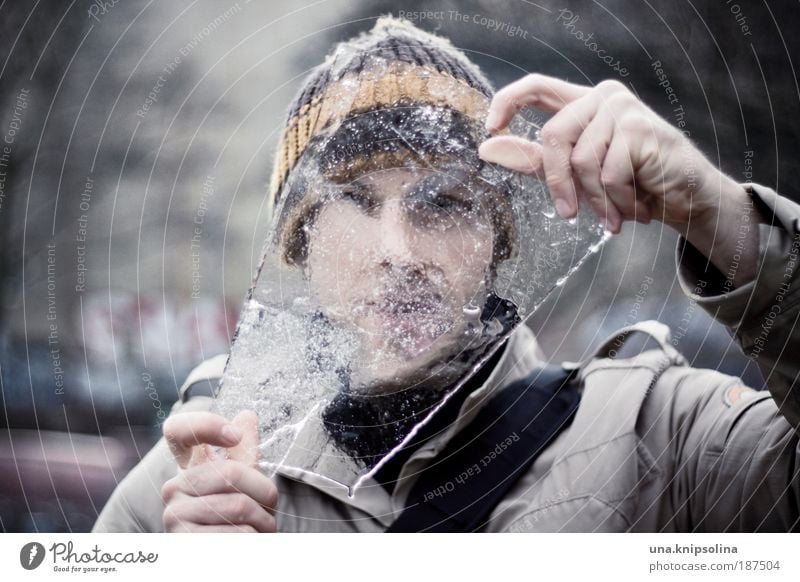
[
  {"xmin": 163, "ymin": 412, "xmax": 242, "ymax": 469},
  {"xmin": 478, "ymin": 135, "xmax": 543, "ymax": 177},
  {"xmin": 486, "ymin": 74, "xmax": 592, "ymax": 132},
  {"xmin": 635, "ymin": 198, "xmax": 653, "ymax": 224},
  {"xmin": 539, "ymin": 122, "xmax": 581, "ymax": 220},
  {"xmin": 164, "ymin": 493, "xmax": 277, "ymax": 533},
  {"xmin": 576, "ymin": 170, "xmax": 624, "ymax": 233},
  {"xmin": 189, "ymin": 443, "xmax": 218, "ymax": 468},
  {"xmin": 162, "ymin": 459, "xmax": 279, "ymax": 513},
  {"xmin": 538, "ymin": 82, "xmax": 635, "ymax": 218},
  {"xmin": 569, "ymin": 111, "xmax": 630, "ymax": 232},
  {"xmin": 226, "ymin": 410, "xmax": 260, "ymax": 466},
  {"xmin": 600, "ymin": 131, "xmax": 639, "ymax": 233},
  {"xmin": 568, "ymin": 110, "xmax": 617, "ymax": 230}
]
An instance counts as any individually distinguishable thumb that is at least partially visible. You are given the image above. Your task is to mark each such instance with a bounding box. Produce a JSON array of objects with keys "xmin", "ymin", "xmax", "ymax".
[
  {"xmin": 225, "ymin": 410, "xmax": 260, "ymax": 466},
  {"xmin": 478, "ymin": 135, "xmax": 544, "ymax": 177}
]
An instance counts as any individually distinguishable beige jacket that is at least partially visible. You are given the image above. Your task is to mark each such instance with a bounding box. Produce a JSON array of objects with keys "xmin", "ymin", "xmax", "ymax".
[{"xmin": 94, "ymin": 184, "xmax": 800, "ymax": 532}]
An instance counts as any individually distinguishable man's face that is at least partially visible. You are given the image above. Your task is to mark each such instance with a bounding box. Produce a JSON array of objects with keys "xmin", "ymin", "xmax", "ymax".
[{"xmin": 305, "ymin": 166, "xmax": 495, "ymax": 390}]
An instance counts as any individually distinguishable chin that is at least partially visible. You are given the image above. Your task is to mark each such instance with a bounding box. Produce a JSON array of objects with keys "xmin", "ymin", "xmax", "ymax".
[{"xmin": 351, "ymin": 323, "xmax": 470, "ymax": 394}]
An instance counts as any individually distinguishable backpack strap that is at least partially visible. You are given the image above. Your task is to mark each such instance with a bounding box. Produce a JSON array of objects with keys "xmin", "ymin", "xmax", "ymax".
[
  {"xmin": 178, "ymin": 354, "xmax": 227, "ymax": 402},
  {"xmin": 592, "ymin": 320, "xmax": 687, "ymax": 364},
  {"xmin": 386, "ymin": 365, "xmax": 581, "ymax": 533}
]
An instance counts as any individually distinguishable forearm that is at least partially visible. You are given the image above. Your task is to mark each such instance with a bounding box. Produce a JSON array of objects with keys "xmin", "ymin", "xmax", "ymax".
[
  {"xmin": 675, "ymin": 183, "xmax": 800, "ymax": 429},
  {"xmin": 669, "ymin": 174, "xmax": 764, "ymax": 290}
]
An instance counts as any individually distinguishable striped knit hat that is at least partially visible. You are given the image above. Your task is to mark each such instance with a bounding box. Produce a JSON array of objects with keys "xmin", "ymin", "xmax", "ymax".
[{"xmin": 269, "ymin": 16, "xmax": 514, "ymax": 266}]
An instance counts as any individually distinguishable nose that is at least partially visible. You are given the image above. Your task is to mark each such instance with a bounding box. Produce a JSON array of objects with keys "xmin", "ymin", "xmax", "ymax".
[{"xmin": 377, "ymin": 198, "xmax": 418, "ymax": 267}]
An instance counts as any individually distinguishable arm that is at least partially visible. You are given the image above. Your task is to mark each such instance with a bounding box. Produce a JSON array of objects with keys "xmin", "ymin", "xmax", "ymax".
[
  {"xmin": 660, "ymin": 185, "xmax": 800, "ymax": 531},
  {"xmin": 641, "ymin": 363, "xmax": 799, "ymax": 532},
  {"xmin": 478, "ymin": 73, "xmax": 763, "ymax": 286},
  {"xmin": 677, "ymin": 182, "xmax": 800, "ymax": 429},
  {"xmin": 634, "ymin": 186, "xmax": 800, "ymax": 532},
  {"xmin": 159, "ymin": 409, "xmax": 278, "ymax": 533},
  {"xmin": 479, "ymin": 73, "xmax": 798, "ymax": 426},
  {"xmin": 92, "ymin": 396, "xmax": 279, "ymax": 533},
  {"xmin": 92, "ymin": 397, "xmax": 211, "ymax": 532},
  {"xmin": 480, "ymin": 75, "xmax": 800, "ymax": 530}
]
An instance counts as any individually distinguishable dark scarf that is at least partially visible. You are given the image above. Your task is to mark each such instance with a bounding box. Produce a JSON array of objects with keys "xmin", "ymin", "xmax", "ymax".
[{"xmin": 321, "ymin": 339, "xmax": 507, "ymax": 486}]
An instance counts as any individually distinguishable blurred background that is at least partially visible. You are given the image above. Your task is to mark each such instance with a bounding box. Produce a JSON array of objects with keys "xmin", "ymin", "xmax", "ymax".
[{"xmin": 1, "ymin": 0, "xmax": 797, "ymax": 532}]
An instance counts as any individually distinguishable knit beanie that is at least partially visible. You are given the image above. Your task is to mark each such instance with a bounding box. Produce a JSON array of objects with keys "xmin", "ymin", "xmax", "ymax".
[{"xmin": 267, "ymin": 16, "xmax": 515, "ymax": 269}]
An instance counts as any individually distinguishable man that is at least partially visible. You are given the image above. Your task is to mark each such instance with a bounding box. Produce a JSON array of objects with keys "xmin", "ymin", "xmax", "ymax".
[{"xmin": 94, "ymin": 17, "xmax": 799, "ymax": 533}]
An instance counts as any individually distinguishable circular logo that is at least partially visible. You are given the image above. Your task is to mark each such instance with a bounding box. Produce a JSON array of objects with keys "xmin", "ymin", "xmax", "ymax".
[{"xmin": 19, "ymin": 542, "xmax": 46, "ymax": 570}]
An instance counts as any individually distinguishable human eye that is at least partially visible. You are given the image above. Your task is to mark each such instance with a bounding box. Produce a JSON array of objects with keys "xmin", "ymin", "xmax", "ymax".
[
  {"xmin": 431, "ymin": 191, "xmax": 474, "ymax": 215},
  {"xmin": 336, "ymin": 183, "xmax": 378, "ymax": 215},
  {"xmin": 406, "ymin": 176, "xmax": 476, "ymax": 226}
]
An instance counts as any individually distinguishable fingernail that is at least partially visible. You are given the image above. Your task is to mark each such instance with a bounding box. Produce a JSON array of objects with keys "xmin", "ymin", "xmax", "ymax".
[
  {"xmin": 485, "ymin": 109, "xmax": 500, "ymax": 132},
  {"xmin": 555, "ymin": 199, "xmax": 571, "ymax": 219},
  {"xmin": 222, "ymin": 424, "xmax": 242, "ymax": 445},
  {"xmin": 603, "ymin": 217, "xmax": 619, "ymax": 234},
  {"xmin": 477, "ymin": 141, "xmax": 491, "ymax": 161}
]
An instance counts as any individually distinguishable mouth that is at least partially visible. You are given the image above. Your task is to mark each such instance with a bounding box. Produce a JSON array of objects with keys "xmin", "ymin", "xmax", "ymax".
[
  {"xmin": 359, "ymin": 291, "xmax": 454, "ymax": 357},
  {"xmin": 375, "ymin": 295, "xmax": 439, "ymax": 315}
]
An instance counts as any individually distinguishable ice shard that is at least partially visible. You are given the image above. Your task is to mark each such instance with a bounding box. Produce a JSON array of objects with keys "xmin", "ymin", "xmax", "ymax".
[{"xmin": 212, "ymin": 37, "xmax": 607, "ymax": 495}]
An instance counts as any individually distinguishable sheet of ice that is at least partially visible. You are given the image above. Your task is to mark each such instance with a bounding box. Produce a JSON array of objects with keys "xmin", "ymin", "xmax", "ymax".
[{"xmin": 211, "ymin": 62, "xmax": 607, "ymax": 495}]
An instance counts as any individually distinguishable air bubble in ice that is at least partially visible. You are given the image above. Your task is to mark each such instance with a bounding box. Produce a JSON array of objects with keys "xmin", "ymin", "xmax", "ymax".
[{"xmin": 462, "ymin": 302, "xmax": 481, "ymax": 319}]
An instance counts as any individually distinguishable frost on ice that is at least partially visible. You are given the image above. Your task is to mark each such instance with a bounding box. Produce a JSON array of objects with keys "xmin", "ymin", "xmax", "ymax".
[{"xmin": 212, "ymin": 60, "xmax": 606, "ymax": 495}]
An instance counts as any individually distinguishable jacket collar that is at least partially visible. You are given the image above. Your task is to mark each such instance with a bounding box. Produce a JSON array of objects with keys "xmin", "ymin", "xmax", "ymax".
[{"xmin": 269, "ymin": 325, "xmax": 546, "ymax": 526}]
